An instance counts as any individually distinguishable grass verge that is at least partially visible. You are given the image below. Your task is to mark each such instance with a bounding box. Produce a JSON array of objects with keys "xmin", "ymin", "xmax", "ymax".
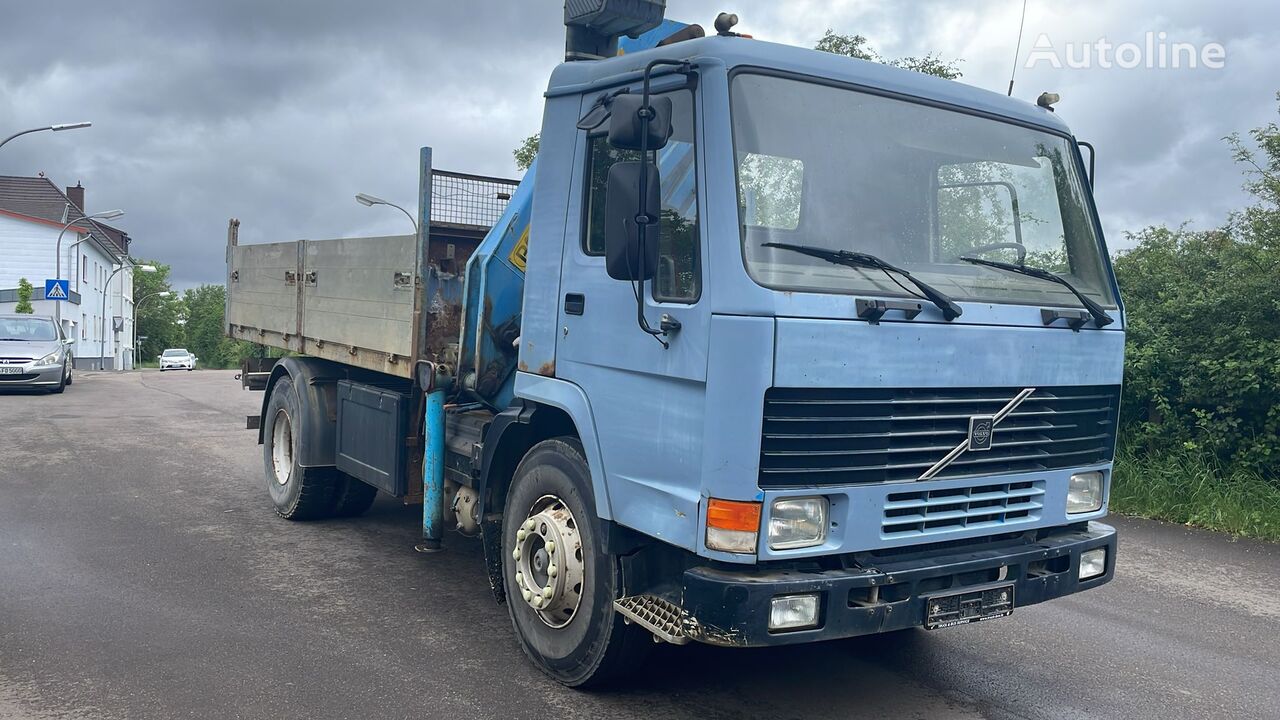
[{"xmin": 1111, "ymin": 445, "xmax": 1280, "ymax": 542}]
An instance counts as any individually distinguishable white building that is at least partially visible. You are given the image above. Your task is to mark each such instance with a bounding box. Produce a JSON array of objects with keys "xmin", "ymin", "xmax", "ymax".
[{"xmin": 0, "ymin": 176, "xmax": 138, "ymax": 370}]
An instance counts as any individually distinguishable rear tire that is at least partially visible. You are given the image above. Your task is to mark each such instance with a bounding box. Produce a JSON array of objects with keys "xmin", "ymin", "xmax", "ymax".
[
  {"xmin": 331, "ymin": 475, "xmax": 378, "ymax": 517},
  {"xmin": 502, "ymin": 438, "xmax": 650, "ymax": 687},
  {"xmin": 262, "ymin": 375, "xmax": 340, "ymax": 520}
]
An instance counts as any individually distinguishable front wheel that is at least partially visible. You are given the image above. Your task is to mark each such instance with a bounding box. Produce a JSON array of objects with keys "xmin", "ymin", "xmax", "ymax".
[{"xmin": 502, "ymin": 438, "xmax": 649, "ymax": 687}]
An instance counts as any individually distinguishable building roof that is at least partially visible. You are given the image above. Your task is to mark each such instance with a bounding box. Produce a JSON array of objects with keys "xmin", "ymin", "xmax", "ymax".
[{"xmin": 0, "ymin": 175, "xmax": 130, "ymax": 255}]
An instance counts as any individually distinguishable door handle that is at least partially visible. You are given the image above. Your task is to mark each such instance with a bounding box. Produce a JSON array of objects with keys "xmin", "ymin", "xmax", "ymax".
[{"xmin": 564, "ymin": 293, "xmax": 585, "ymax": 316}]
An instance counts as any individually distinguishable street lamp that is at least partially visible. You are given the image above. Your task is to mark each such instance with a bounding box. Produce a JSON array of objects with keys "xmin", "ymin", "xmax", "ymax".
[
  {"xmin": 0, "ymin": 122, "xmax": 92, "ymax": 151},
  {"xmin": 100, "ymin": 263, "xmax": 156, "ymax": 371},
  {"xmin": 355, "ymin": 192, "xmax": 419, "ymax": 235},
  {"xmin": 54, "ymin": 209, "xmax": 125, "ymax": 325},
  {"xmin": 133, "ymin": 290, "xmax": 172, "ymax": 369}
]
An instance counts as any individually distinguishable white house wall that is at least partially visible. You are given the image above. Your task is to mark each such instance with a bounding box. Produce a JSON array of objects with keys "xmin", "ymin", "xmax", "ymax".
[{"xmin": 0, "ymin": 213, "xmax": 136, "ymax": 369}]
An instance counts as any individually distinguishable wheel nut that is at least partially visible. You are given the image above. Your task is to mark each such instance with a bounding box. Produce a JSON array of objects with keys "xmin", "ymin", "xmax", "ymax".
[
  {"xmin": 517, "ymin": 529, "xmax": 527, "ymax": 541},
  {"xmin": 548, "ymin": 565, "xmax": 558, "ymax": 578},
  {"xmin": 524, "ymin": 519, "xmax": 536, "ymax": 531},
  {"xmin": 512, "ymin": 548, "xmax": 521, "ymax": 560},
  {"xmin": 522, "ymin": 589, "xmax": 532, "ymax": 602},
  {"xmin": 516, "ymin": 572, "xmax": 524, "ymax": 586},
  {"xmin": 532, "ymin": 596, "xmax": 543, "ymax": 607},
  {"xmin": 546, "ymin": 540, "xmax": 555, "ymax": 554},
  {"xmin": 542, "ymin": 586, "xmax": 553, "ymax": 599}
]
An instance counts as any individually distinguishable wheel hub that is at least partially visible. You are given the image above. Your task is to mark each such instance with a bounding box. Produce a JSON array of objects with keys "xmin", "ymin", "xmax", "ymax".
[
  {"xmin": 271, "ymin": 409, "xmax": 293, "ymax": 486},
  {"xmin": 512, "ymin": 495, "xmax": 584, "ymax": 628}
]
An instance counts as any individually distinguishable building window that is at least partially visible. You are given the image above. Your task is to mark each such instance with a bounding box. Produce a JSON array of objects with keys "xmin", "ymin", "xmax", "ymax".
[
  {"xmin": 81, "ymin": 314, "xmax": 86, "ymax": 339},
  {"xmin": 82, "ymin": 255, "xmax": 88, "ymax": 283}
]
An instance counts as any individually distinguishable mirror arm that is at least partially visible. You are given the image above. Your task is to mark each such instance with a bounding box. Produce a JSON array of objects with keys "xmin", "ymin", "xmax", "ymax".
[{"xmin": 629, "ymin": 60, "xmax": 693, "ymax": 350}]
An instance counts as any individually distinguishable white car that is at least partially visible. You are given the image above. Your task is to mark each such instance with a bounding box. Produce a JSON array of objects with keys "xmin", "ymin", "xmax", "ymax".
[{"xmin": 159, "ymin": 348, "xmax": 196, "ymax": 371}]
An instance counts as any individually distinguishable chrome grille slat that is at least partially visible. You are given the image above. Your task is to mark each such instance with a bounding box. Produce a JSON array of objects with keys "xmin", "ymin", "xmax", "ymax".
[
  {"xmin": 880, "ymin": 480, "xmax": 1047, "ymax": 536},
  {"xmin": 759, "ymin": 386, "xmax": 1120, "ymax": 487}
]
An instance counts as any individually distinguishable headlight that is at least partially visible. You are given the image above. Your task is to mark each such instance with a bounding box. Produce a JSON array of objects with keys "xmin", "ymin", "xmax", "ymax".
[
  {"xmin": 1067, "ymin": 472, "xmax": 1104, "ymax": 514},
  {"xmin": 768, "ymin": 497, "xmax": 828, "ymax": 550},
  {"xmin": 38, "ymin": 352, "xmax": 60, "ymax": 366}
]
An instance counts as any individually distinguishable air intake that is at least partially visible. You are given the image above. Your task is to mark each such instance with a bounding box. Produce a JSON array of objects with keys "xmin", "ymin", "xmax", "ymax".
[{"xmin": 564, "ymin": 0, "xmax": 667, "ymax": 61}]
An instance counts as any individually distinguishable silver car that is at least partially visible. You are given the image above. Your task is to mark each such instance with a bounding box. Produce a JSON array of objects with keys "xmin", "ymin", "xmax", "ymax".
[
  {"xmin": 159, "ymin": 348, "xmax": 196, "ymax": 371},
  {"xmin": 0, "ymin": 314, "xmax": 74, "ymax": 393}
]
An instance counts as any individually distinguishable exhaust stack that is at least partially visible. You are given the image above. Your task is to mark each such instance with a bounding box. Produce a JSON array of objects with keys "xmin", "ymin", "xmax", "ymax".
[{"xmin": 564, "ymin": 0, "xmax": 667, "ymax": 61}]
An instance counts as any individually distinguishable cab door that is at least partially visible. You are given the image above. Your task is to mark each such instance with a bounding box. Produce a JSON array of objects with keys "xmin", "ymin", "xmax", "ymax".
[{"xmin": 553, "ymin": 84, "xmax": 710, "ymax": 538}]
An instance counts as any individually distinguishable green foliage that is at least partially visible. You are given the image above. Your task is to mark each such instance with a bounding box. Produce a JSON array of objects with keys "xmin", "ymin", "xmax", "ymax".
[
  {"xmin": 815, "ymin": 30, "xmax": 963, "ymax": 80},
  {"xmin": 514, "ymin": 133, "xmax": 540, "ymax": 172},
  {"xmin": 179, "ymin": 284, "xmax": 265, "ymax": 369},
  {"xmin": 1112, "ymin": 445, "xmax": 1280, "ymax": 541},
  {"xmin": 1114, "ymin": 94, "xmax": 1280, "ymax": 480},
  {"xmin": 133, "ymin": 260, "xmax": 183, "ymax": 363},
  {"xmin": 14, "ymin": 278, "xmax": 34, "ymax": 313}
]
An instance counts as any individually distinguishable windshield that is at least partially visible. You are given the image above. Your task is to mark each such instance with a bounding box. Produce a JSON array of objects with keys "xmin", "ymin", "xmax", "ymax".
[
  {"xmin": 163, "ymin": 349, "xmax": 189, "ymax": 357},
  {"xmin": 0, "ymin": 317, "xmax": 58, "ymax": 341},
  {"xmin": 732, "ymin": 73, "xmax": 1116, "ymax": 308}
]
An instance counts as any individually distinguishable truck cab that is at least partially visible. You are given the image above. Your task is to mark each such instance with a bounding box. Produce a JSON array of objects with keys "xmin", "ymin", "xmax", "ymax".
[{"xmin": 505, "ymin": 27, "xmax": 1120, "ymax": 665}]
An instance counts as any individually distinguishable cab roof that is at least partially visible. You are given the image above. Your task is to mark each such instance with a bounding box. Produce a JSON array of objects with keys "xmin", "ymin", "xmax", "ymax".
[{"xmin": 547, "ymin": 35, "xmax": 1073, "ymax": 136}]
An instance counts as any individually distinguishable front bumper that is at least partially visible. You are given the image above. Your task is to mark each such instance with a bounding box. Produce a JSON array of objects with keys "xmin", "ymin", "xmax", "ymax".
[
  {"xmin": 679, "ymin": 521, "xmax": 1115, "ymax": 646},
  {"xmin": 0, "ymin": 364, "xmax": 63, "ymax": 387}
]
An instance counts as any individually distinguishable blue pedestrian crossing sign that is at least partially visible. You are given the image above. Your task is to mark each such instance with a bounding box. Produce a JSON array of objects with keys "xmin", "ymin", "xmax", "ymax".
[{"xmin": 44, "ymin": 279, "xmax": 69, "ymax": 301}]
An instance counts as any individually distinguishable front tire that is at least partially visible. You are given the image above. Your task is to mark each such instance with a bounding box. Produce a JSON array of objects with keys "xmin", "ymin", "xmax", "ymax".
[
  {"xmin": 502, "ymin": 438, "xmax": 649, "ymax": 687},
  {"xmin": 262, "ymin": 375, "xmax": 340, "ymax": 520},
  {"xmin": 48, "ymin": 360, "xmax": 67, "ymax": 394}
]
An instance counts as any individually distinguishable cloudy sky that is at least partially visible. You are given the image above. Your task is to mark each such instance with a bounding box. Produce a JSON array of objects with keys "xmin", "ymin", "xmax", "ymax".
[{"xmin": 1, "ymin": 0, "xmax": 1275, "ymax": 287}]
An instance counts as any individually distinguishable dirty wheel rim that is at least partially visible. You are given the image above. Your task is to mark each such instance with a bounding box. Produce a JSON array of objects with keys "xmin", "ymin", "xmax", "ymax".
[
  {"xmin": 270, "ymin": 409, "xmax": 293, "ymax": 486},
  {"xmin": 512, "ymin": 494, "xmax": 585, "ymax": 629}
]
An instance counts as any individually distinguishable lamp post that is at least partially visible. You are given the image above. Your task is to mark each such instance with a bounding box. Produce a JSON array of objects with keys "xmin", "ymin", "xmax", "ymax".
[
  {"xmin": 54, "ymin": 209, "xmax": 125, "ymax": 325},
  {"xmin": 133, "ymin": 290, "xmax": 171, "ymax": 369},
  {"xmin": 0, "ymin": 121, "xmax": 91, "ymax": 151},
  {"xmin": 100, "ymin": 263, "xmax": 156, "ymax": 370},
  {"xmin": 355, "ymin": 192, "xmax": 419, "ymax": 234}
]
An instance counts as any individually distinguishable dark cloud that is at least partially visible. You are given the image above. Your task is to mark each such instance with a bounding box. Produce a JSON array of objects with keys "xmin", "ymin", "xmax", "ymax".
[{"xmin": 0, "ymin": 1, "xmax": 1274, "ymax": 286}]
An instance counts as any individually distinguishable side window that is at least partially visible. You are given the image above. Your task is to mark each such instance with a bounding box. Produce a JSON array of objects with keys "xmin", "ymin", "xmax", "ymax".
[
  {"xmin": 737, "ymin": 152, "xmax": 804, "ymax": 230},
  {"xmin": 582, "ymin": 90, "xmax": 700, "ymax": 303}
]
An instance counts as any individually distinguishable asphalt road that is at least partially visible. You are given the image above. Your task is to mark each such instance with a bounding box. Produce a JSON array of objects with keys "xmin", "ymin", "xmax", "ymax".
[{"xmin": 1, "ymin": 370, "xmax": 1277, "ymax": 720}]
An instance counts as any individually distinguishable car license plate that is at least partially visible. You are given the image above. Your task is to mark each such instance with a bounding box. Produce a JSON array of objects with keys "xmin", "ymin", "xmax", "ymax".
[
  {"xmin": 0, "ymin": 366, "xmax": 22, "ymax": 374},
  {"xmin": 924, "ymin": 583, "xmax": 1014, "ymax": 630}
]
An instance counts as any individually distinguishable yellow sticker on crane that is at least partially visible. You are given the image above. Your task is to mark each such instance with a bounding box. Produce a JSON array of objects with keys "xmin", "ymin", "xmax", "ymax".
[{"xmin": 508, "ymin": 226, "xmax": 529, "ymax": 272}]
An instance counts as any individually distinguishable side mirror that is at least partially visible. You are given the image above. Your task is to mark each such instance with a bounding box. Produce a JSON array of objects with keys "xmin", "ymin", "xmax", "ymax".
[
  {"xmin": 607, "ymin": 94, "xmax": 672, "ymax": 151},
  {"xmin": 604, "ymin": 161, "xmax": 661, "ymax": 281}
]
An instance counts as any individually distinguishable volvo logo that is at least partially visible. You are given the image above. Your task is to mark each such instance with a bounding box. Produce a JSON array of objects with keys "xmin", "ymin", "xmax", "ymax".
[
  {"xmin": 969, "ymin": 416, "xmax": 995, "ymax": 451},
  {"xmin": 917, "ymin": 388, "xmax": 1038, "ymax": 481}
]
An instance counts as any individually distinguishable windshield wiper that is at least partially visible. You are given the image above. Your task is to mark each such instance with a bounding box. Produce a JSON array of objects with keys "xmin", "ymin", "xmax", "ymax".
[
  {"xmin": 0, "ymin": 337, "xmax": 29, "ymax": 341},
  {"xmin": 764, "ymin": 242, "xmax": 962, "ymax": 321},
  {"xmin": 959, "ymin": 257, "xmax": 1113, "ymax": 328}
]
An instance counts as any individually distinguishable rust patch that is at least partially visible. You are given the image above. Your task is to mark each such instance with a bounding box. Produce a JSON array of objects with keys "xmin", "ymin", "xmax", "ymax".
[
  {"xmin": 537, "ymin": 361, "xmax": 555, "ymax": 377},
  {"xmin": 518, "ymin": 361, "xmax": 529, "ymax": 372}
]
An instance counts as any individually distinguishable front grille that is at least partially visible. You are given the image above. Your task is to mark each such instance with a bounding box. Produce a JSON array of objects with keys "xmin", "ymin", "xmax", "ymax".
[
  {"xmin": 882, "ymin": 480, "xmax": 1045, "ymax": 537},
  {"xmin": 760, "ymin": 385, "xmax": 1120, "ymax": 487},
  {"xmin": 0, "ymin": 374, "xmax": 38, "ymax": 382}
]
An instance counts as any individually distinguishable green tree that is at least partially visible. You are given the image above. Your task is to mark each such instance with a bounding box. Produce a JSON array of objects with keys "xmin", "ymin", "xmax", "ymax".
[
  {"xmin": 14, "ymin": 278, "xmax": 34, "ymax": 313},
  {"xmin": 180, "ymin": 284, "xmax": 264, "ymax": 369},
  {"xmin": 1113, "ymin": 93, "xmax": 1280, "ymax": 475},
  {"xmin": 514, "ymin": 133, "xmax": 540, "ymax": 172},
  {"xmin": 132, "ymin": 260, "xmax": 181, "ymax": 365},
  {"xmin": 815, "ymin": 30, "xmax": 963, "ymax": 79}
]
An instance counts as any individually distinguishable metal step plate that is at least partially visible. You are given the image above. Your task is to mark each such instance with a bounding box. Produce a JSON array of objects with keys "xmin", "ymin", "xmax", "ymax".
[{"xmin": 614, "ymin": 595, "xmax": 691, "ymax": 645}]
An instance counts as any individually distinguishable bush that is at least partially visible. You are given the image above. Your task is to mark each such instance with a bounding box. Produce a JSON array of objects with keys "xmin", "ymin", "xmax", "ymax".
[{"xmin": 1112, "ymin": 445, "xmax": 1280, "ymax": 541}]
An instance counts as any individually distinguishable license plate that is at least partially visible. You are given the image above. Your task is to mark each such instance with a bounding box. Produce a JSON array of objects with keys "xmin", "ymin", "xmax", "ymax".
[
  {"xmin": 0, "ymin": 366, "xmax": 22, "ymax": 374},
  {"xmin": 924, "ymin": 583, "xmax": 1014, "ymax": 630}
]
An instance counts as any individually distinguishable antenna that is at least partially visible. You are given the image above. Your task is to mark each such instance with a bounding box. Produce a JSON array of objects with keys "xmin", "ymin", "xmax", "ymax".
[{"xmin": 1007, "ymin": 0, "xmax": 1029, "ymax": 96}]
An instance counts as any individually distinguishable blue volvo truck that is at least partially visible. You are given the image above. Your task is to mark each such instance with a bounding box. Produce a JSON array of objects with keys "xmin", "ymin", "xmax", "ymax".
[{"xmin": 226, "ymin": 2, "xmax": 1123, "ymax": 687}]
